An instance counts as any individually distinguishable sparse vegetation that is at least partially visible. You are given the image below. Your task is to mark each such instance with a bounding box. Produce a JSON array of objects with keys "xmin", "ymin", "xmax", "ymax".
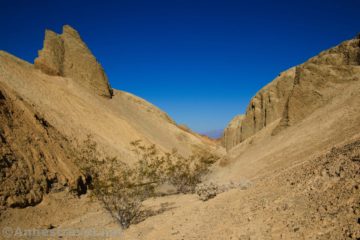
[
  {"xmin": 195, "ymin": 180, "xmax": 253, "ymax": 201},
  {"xmin": 130, "ymin": 140, "xmax": 218, "ymax": 193},
  {"xmin": 195, "ymin": 182, "xmax": 219, "ymax": 201},
  {"xmin": 75, "ymin": 135, "xmax": 219, "ymax": 228}
]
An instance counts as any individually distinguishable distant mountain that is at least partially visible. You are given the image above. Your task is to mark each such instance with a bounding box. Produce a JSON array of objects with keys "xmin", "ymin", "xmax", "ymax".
[{"xmin": 201, "ymin": 129, "xmax": 223, "ymax": 139}]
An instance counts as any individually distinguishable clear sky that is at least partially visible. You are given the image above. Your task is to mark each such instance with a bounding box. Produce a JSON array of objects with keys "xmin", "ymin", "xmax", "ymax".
[{"xmin": 1, "ymin": 0, "xmax": 359, "ymax": 134}]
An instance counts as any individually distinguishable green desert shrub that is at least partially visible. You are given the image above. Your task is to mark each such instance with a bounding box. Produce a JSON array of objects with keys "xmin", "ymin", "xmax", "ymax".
[
  {"xmin": 130, "ymin": 140, "xmax": 219, "ymax": 193},
  {"xmin": 75, "ymin": 136, "xmax": 219, "ymax": 228}
]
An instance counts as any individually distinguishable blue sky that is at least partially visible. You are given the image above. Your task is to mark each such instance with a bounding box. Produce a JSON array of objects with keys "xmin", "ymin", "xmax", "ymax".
[{"xmin": 1, "ymin": 0, "xmax": 359, "ymax": 133}]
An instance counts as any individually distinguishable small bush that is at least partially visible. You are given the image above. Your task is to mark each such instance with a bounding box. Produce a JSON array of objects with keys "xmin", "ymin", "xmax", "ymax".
[
  {"xmin": 195, "ymin": 180, "xmax": 253, "ymax": 201},
  {"xmin": 195, "ymin": 182, "xmax": 219, "ymax": 201},
  {"xmin": 75, "ymin": 136, "xmax": 219, "ymax": 228},
  {"xmin": 130, "ymin": 140, "xmax": 219, "ymax": 193}
]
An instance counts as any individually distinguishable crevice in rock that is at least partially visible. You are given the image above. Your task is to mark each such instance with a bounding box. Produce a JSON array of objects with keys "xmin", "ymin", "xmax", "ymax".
[
  {"xmin": 264, "ymin": 109, "xmax": 267, "ymax": 127},
  {"xmin": 35, "ymin": 114, "xmax": 51, "ymax": 128},
  {"xmin": 0, "ymin": 90, "xmax": 5, "ymax": 100},
  {"xmin": 76, "ymin": 176, "xmax": 88, "ymax": 196},
  {"xmin": 294, "ymin": 66, "xmax": 302, "ymax": 85}
]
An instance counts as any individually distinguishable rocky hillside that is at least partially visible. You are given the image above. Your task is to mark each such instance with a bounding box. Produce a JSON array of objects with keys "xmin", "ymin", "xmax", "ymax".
[
  {"xmin": 0, "ymin": 82, "xmax": 85, "ymax": 208},
  {"xmin": 222, "ymin": 35, "xmax": 360, "ymax": 151},
  {"xmin": 0, "ymin": 25, "xmax": 220, "ymax": 209}
]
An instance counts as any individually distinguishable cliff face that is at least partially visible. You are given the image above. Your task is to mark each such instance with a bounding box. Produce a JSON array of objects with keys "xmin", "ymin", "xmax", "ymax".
[
  {"xmin": 221, "ymin": 115, "xmax": 244, "ymax": 151},
  {"xmin": 222, "ymin": 68, "xmax": 295, "ymax": 150},
  {"xmin": 276, "ymin": 37, "xmax": 360, "ymax": 131},
  {"xmin": 34, "ymin": 25, "xmax": 113, "ymax": 98},
  {"xmin": 222, "ymin": 36, "xmax": 360, "ymax": 151}
]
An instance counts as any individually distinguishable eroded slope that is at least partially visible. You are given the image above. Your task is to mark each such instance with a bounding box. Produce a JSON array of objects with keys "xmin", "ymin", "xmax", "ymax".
[{"xmin": 0, "ymin": 82, "xmax": 84, "ymax": 208}]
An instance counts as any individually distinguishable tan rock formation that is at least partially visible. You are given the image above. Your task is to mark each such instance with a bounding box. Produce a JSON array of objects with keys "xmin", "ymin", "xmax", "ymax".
[
  {"xmin": 34, "ymin": 30, "xmax": 64, "ymax": 76},
  {"xmin": 35, "ymin": 25, "xmax": 113, "ymax": 98},
  {"xmin": 223, "ymin": 36, "xmax": 360, "ymax": 151},
  {"xmin": 222, "ymin": 68, "xmax": 295, "ymax": 150},
  {"xmin": 277, "ymin": 37, "xmax": 360, "ymax": 130},
  {"xmin": 221, "ymin": 114, "xmax": 244, "ymax": 151},
  {"xmin": 307, "ymin": 35, "xmax": 360, "ymax": 65}
]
